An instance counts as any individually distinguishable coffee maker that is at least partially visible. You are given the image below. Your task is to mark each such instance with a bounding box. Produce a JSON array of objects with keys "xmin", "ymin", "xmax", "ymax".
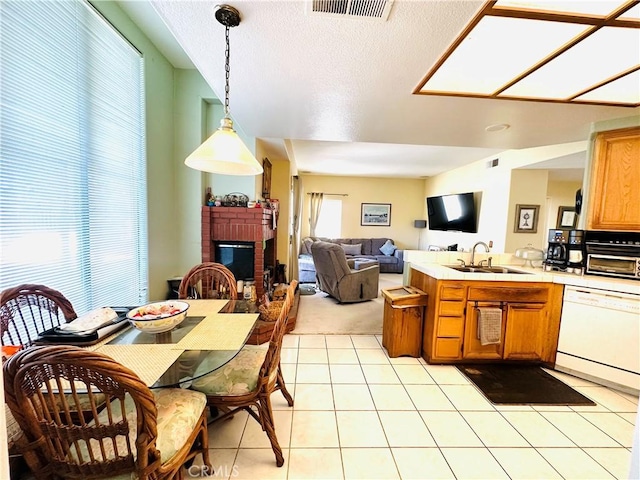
[
  {"xmin": 544, "ymin": 229, "xmax": 569, "ymax": 271},
  {"xmin": 566, "ymin": 229, "xmax": 585, "ymax": 275}
]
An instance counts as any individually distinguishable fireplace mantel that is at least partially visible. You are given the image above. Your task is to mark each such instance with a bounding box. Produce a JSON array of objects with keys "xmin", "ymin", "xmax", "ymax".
[{"xmin": 201, "ymin": 206, "xmax": 277, "ymax": 299}]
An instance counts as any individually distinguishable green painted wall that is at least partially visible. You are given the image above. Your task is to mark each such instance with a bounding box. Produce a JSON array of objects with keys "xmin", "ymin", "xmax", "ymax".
[{"xmin": 92, "ymin": 1, "xmax": 219, "ymax": 300}]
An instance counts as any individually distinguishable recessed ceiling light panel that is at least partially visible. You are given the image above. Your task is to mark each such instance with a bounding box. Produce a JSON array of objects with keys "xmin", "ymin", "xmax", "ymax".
[
  {"xmin": 502, "ymin": 26, "xmax": 640, "ymax": 99},
  {"xmin": 421, "ymin": 16, "xmax": 587, "ymax": 95},
  {"xmin": 415, "ymin": 0, "xmax": 640, "ymax": 107},
  {"xmin": 576, "ymin": 69, "xmax": 640, "ymax": 104}
]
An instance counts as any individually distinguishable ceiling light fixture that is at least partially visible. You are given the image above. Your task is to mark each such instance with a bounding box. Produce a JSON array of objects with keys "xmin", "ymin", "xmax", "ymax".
[
  {"xmin": 414, "ymin": 0, "xmax": 640, "ymax": 107},
  {"xmin": 485, "ymin": 123, "xmax": 510, "ymax": 132},
  {"xmin": 185, "ymin": 4, "xmax": 263, "ymax": 175}
]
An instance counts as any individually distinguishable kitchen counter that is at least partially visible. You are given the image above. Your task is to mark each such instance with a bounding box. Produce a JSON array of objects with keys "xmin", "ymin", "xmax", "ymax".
[{"xmin": 408, "ymin": 261, "xmax": 640, "ymax": 296}]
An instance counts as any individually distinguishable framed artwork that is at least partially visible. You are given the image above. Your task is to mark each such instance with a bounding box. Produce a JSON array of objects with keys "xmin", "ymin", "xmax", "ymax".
[
  {"xmin": 514, "ymin": 204, "xmax": 540, "ymax": 233},
  {"xmin": 557, "ymin": 206, "xmax": 578, "ymax": 228},
  {"xmin": 262, "ymin": 158, "xmax": 272, "ymax": 199},
  {"xmin": 361, "ymin": 203, "xmax": 391, "ymax": 226}
]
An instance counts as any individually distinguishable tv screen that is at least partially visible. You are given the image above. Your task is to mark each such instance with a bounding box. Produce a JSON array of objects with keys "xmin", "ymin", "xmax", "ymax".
[{"xmin": 427, "ymin": 192, "xmax": 478, "ymax": 233}]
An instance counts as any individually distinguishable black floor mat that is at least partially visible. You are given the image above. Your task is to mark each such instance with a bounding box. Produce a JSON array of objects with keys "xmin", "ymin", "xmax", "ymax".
[{"xmin": 457, "ymin": 364, "xmax": 596, "ymax": 406}]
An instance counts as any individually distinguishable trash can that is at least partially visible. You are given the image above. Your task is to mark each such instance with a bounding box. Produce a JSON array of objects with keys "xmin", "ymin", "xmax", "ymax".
[{"xmin": 381, "ymin": 286, "xmax": 428, "ymax": 358}]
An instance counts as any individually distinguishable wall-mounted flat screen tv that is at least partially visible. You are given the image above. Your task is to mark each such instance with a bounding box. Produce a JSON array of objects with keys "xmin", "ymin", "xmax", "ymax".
[{"xmin": 426, "ymin": 192, "xmax": 478, "ymax": 233}]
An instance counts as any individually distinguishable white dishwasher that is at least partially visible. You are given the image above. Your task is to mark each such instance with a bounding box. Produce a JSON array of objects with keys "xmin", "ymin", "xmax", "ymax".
[{"xmin": 556, "ymin": 285, "xmax": 640, "ymax": 394}]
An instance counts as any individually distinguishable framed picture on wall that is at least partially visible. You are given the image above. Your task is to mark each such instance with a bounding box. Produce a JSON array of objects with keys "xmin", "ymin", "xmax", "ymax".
[
  {"xmin": 514, "ymin": 204, "xmax": 540, "ymax": 233},
  {"xmin": 361, "ymin": 203, "xmax": 391, "ymax": 226},
  {"xmin": 556, "ymin": 206, "xmax": 578, "ymax": 228},
  {"xmin": 262, "ymin": 158, "xmax": 272, "ymax": 199}
]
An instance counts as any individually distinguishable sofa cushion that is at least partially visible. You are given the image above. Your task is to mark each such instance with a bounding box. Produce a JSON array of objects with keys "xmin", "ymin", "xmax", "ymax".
[
  {"xmin": 379, "ymin": 239, "xmax": 397, "ymax": 256},
  {"xmin": 341, "ymin": 243, "xmax": 362, "ymax": 255},
  {"xmin": 370, "ymin": 238, "xmax": 390, "ymax": 255},
  {"xmin": 300, "ymin": 237, "xmax": 315, "ymax": 255}
]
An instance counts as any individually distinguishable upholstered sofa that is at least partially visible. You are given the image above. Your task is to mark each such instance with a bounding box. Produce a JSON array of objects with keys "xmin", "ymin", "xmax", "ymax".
[{"xmin": 298, "ymin": 236, "xmax": 403, "ymax": 284}]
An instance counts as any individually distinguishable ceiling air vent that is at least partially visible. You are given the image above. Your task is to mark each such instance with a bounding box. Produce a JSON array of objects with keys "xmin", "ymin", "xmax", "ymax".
[{"xmin": 307, "ymin": 0, "xmax": 394, "ymax": 21}]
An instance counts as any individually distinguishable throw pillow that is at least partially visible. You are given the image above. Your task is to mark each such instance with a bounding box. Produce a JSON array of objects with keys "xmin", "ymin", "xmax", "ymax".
[
  {"xmin": 302, "ymin": 237, "xmax": 315, "ymax": 254},
  {"xmin": 341, "ymin": 243, "xmax": 362, "ymax": 255},
  {"xmin": 379, "ymin": 239, "xmax": 397, "ymax": 256}
]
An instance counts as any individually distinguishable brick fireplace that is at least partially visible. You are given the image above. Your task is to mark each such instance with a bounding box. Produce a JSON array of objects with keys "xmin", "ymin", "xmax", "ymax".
[{"xmin": 201, "ymin": 206, "xmax": 276, "ymax": 299}]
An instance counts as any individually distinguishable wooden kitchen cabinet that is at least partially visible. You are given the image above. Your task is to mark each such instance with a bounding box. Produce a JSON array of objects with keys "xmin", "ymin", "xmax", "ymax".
[
  {"xmin": 503, "ymin": 302, "xmax": 548, "ymax": 361},
  {"xmin": 463, "ymin": 301, "xmax": 506, "ymax": 360},
  {"xmin": 588, "ymin": 126, "xmax": 640, "ymax": 231},
  {"xmin": 411, "ymin": 268, "xmax": 564, "ymax": 366},
  {"xmin": 411, "ymin": 269, "xmax": 466, "ymax": 361}
]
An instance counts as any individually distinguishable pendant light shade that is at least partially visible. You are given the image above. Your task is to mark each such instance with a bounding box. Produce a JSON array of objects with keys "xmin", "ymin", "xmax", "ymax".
[
  {"xmin": 185, "ymin": 5, "xmax": 263, "ymax": 176},
  {"xmin": 185, "ymin": 117, "xmax": 262, "ymax": 175}
]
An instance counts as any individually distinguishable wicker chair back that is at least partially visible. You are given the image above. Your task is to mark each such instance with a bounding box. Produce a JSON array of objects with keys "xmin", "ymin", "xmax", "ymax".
[
  {"xmin": 3, "ymin": 345, "xmax": 210, "ymax": 479},
  {"xmin": 0, "ymin": 284, "xmax": 77, "ymax": 347},
  {"xmin": 178, "ymin": 262, "xmax": 238, "ymax": 300}
]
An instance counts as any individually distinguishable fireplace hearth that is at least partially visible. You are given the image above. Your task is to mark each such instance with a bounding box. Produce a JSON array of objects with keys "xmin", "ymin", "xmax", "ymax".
[{"xmin": 202, "ymin": 206, "xmax": 277, "ymax": 299}]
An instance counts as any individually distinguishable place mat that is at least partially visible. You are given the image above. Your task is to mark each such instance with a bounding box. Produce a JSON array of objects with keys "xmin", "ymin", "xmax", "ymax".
[
  {"xmin": 457, "ymin": 364, "xmax": 596, "ymax": 405},
  {"xmin": 95, "ymin": 344, "xmax": 184, "ymax": 386},
  {"xmin": 174, "ymin": 313, "xmax": 257, "ymax": 351},
  {"xmin": 183, "ymin": 299, "xmax": 229, "ymax": 317}
]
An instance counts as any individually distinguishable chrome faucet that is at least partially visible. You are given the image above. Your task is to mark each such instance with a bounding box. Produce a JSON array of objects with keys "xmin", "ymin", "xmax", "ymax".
[{"xmin": 470, "ymin": 241, "xmax": 490, "ymax": 266}]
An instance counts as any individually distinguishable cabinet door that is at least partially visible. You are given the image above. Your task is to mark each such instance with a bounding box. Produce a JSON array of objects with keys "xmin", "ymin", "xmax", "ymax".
[
  {"xmin": 463, "ymin": 302, "xmax": 505, "ymax": 360},
  {"xmin": 588, "ymin": 126, "xmax": 640, "ymax": 231},
  {"xmin": 503, "ymin": 303, "xmax": 547, "ymax": 361}
]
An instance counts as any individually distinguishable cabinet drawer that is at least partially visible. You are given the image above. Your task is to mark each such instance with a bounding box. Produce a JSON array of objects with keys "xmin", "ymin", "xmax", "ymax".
[
  {"xmin": 434, "ymin": 338, "xmax": 462, "ymax": 359},
  {"xmin": 439, "ymin": 284, "xmax": 466, "ymax": 300},
  {"xmin": 467, "ymin": 286, "xmax": 548, "ymax": 303},
  {"xmin": 437, "ymin": 316, "xmax": 464, "ymax": 337},
  {"xmin": 438, "ymin": 301, "xmax": 465, "ymax": 317}
]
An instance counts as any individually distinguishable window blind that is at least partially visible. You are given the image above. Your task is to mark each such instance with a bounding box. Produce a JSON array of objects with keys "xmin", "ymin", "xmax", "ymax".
[{"xmin": 0, "ymin": 0, "xmax": 148, "ymax": 316}]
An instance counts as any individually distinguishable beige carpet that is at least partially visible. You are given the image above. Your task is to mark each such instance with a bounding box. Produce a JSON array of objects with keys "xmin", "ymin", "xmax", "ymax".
[{"xmin": 293, "ymin": 273, "xmax": 403, "ymax": 335}]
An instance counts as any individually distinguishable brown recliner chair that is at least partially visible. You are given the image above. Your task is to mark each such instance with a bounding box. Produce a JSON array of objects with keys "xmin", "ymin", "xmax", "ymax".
[{"xmin": 311, "ymin": 241, "xmax": 379, "ymax": 303}]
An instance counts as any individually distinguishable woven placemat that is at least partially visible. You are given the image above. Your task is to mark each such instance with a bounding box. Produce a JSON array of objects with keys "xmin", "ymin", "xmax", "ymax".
[
  {"xmin": 174, "ymin": 313, "xmax": 257, "ymax": 351},
  {"xmin": 95, "ymin": 344, "xmax": 184, "ymax": 386},
  {"xmin": 184, "ymin": 299, "xmax": 229, "ymax": 317},
  {"xmin": 5, "ymin": 405, "xmax": 22, "ymax": 445}
]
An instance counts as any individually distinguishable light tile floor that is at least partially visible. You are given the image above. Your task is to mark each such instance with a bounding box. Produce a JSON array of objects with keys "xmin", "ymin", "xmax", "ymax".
[{"xmin": 187, "ymin": 334, "xmax": 638, "ymax": 480}]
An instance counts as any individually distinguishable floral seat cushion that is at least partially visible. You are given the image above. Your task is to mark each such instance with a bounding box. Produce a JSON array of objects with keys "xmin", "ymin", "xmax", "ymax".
[
  {"xmin": 190, "ymin": 344, "xmax": 268, "ymax": 396},
  {"xmin": 73, "ymin": 388, "xmax": 206, "ymax": 475}
]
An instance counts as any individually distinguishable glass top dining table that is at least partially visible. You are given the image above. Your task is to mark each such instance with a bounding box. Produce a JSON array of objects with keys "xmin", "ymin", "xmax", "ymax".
[{"xmin": 90, "ymin": 299, "xmax": 258, "ymax": 389}]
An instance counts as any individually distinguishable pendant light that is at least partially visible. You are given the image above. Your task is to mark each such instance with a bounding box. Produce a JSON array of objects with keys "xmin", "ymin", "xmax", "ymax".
[{"xmin": 185, "ymin": 4, "xmax": 263, "ymax": 175}]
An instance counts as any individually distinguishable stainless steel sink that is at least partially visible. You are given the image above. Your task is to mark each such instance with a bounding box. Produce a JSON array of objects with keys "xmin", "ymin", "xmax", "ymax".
[{"xmin": 445, "ymin": 265, "xmax": 530, "ymax": 274}]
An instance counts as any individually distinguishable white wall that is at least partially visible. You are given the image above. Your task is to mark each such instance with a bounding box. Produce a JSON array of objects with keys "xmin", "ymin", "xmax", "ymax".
[
  {"xmin": 422, "ymin": 141, "xmax": 589, "ymax": 253},
  {"xmin": 544, "ymin": 180, "xmax": 583, "ymax": 234},
  {"xmin": 423, "ymin": 155, "xmax": 512, "ymax": 252},
  {"xmin": 505, "ymin": 169, "xmax": 549, "ymax": 252}
]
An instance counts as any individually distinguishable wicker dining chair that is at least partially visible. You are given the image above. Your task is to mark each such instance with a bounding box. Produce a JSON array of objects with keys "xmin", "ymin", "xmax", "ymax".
[
  {"xmin": 1, "ymin": 283, "xmax": 89, "ymax": 459},
  {"xmin": 0, "ymin": 283, "xmax": 77, "ymax": 347},
  {"xmin": 190, "ymin": 280, "xmax": 298, "ymax": 467},
  {"xmin": 4, "ymin": 344, "xmax": 212, "ymax": 480},
  {"xmin": 178, "ymin": 262, "xmax": 238, "ymax": 300}
]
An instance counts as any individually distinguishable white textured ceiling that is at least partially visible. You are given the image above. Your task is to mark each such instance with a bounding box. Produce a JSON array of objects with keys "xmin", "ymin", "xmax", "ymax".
[{"xmin": 120, "ymin": 0, "xmax": 639, "ymax": 179}]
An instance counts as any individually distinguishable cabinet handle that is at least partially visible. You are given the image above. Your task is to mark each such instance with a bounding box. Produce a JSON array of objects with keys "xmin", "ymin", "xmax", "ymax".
[{"xmin": 473, "ymin": 300, "xmax": 505, "ymax": 310}]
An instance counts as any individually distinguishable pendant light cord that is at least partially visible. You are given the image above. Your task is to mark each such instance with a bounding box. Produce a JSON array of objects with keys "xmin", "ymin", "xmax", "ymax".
[{"xmin": 224, "ymin": 25, "xmax": 231, "ymax": 117}]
